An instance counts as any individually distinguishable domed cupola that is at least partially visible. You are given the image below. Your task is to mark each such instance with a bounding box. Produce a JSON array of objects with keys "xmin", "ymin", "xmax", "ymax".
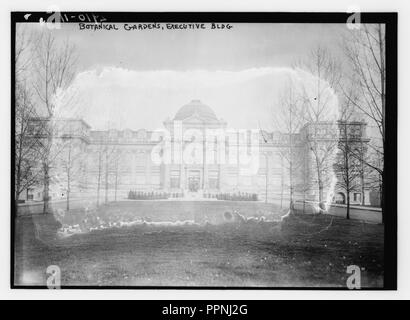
[{"xmin": 174, "ymin": 100, "xmax": 218, "ymax": 121}]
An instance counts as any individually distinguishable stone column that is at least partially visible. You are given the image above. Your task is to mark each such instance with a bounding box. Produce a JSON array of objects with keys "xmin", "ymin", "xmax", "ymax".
[
  {"xmin": 203, "ymin": 154, "xmax": 208, "ymax": 190},
  {"xmin": 364, "ymin": 190, "xmax": 371, "ymax": 205},
  {"xmin": 131, "ymin": 150, "xmax": 137, "ymax": 188},
  {"xmin": 163, "ymin": 164, "xmax": 170, "ymax": 191},
  {"xmin": 145, "ymin": 149, "xmax": 151, "ymax": 188},
  {"xmin": 180, "ymin": 163, "xmax": 185, "ymax": 191},
  {"xmin": 177, "ymin": 139, "xmax": 184, "ymax": 191},
  {"xmin": 185, "ymin": 166, "xmax": 188, "ymax": 190}
]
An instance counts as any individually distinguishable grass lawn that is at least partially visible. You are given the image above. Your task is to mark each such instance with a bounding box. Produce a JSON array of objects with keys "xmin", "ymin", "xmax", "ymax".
[{"xmin": 14, "ymin": 201, "xmax": 384, "ymax": 288}]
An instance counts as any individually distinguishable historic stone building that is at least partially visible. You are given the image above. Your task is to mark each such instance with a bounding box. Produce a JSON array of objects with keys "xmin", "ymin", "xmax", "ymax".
[{"xmin": 22, "ymin": 100, "xmax": 378, "ymax": 206}]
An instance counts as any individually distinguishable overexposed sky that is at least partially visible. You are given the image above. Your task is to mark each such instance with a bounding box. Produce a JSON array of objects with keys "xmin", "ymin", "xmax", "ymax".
[{"xmin": 24, "ymin": 23, "xmax": 347, "ymax": 130}]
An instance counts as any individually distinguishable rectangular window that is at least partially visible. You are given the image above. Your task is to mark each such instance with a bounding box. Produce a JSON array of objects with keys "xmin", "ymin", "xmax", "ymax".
[
  {"xmin": 27, "ymin": 190, "xmax": 34, "ymax": 201},
  {"xmin": 151, "ymin": 165, "xmax": 161, "ymax": 185},
  {"xmin": 208, "ymin": 170, "xmax": 219, "ymax": 189},
  {"xmin": 170, "ymin": 170, "xmax": 180, "ymax": 188}
]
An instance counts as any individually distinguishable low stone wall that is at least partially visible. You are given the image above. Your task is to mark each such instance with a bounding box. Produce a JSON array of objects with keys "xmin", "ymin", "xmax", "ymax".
[{"xmin": 294, "ymin": 201, "xmax": 382, "ymax": 224}]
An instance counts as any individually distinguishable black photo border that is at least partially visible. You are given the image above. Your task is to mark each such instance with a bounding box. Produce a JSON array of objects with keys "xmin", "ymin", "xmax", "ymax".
[{"xmin": 10, "ymin": 11, "xmax": 397, "ymax": 290}]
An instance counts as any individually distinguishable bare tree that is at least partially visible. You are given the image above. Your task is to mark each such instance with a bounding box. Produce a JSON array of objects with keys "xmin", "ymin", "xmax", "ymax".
[
  {"xmin": 295, "ymin": 46, "xmax": 341, "ymax": 204},
  {"xmin": 14, "ymin": 26, "xmax": 41, "ymax": 212},
  {"xmin": 334, "ymin": 90, "xmax": 362, "ymax": 219},
  {"xmin": 15, "ymin": 25, "xmax": 32, "ymax": 80},
  {"xmin": 63, "ymin": 138, "xmax": 73, "ymax": 211},
  {"xmin": 94, "ymin": 132, "xmax": 120, "ymax": 206},
  {"xmin": 95, "ymin": 143, "xmax": 104, "ymax": 207},
  {"xmin": 342, "ymin": 24, "xmax": 385, "ymax": 221},
  {"xmin": 15, "ymin": 82, "xmax": 42, "ymax": 205},
  {"xmin": 273, "ymin": 81, "xmax": 304, "ymax": 211},
  {"xmin": 31, "ymin": 31, "xmax": 77, "ymax": 214},
  {"xmin": 113, "ymin": 150, "xmax": 121, "ymax": 202},
  {"xmin": 307, "ymin": 127, "xmax": 339, "ymax": 206},
  {"xmin": 104, "ymin": 143, "xmax": 121, "ymax": 204},
  {"xmin": 56, "ymin": 135, "xmax": 85, "ymax": 211},
  {"xmin": 297, "ymin": 145, "xmax": 315, "ymax": 214}
]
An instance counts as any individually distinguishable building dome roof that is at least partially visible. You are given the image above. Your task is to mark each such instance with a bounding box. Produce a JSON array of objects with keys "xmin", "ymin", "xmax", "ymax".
[{"xmin": 174, "ymin": 100, "xmax": 218, "ymax": 121}]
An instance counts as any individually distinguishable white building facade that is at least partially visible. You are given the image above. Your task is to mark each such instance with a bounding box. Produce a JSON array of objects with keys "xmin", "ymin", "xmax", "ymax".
[{"xmin": 22, "ymin": 100, "xmax": 378, "ymax": 206}]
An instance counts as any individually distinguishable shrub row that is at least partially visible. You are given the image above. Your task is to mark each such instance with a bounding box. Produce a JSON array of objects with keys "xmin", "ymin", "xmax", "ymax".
[
  {"xmin": 128, "ymin": 191, "xmax": 185, "ymax": 200},
  {"xmin": 127, "ymin": 191, "xmax": 257, "ymax": 201},
  {"xmin": 128, "ymin": 191, "xmax": 168, "ymax": 200},
  {"xmin": 206, "ymin": 193, "xmax": 258, "ymax": 201}
]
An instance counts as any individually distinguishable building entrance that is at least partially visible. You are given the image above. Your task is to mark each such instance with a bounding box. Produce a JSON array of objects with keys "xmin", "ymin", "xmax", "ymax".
[{"xmin": 188, "ymin": 170, "xmax": 200, "ymax": 192}]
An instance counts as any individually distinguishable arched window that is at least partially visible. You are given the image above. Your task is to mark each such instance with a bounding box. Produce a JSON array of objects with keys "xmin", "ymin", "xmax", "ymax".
[{"xmin": 335, "ymin": 192, "xmax": 346, "ymax": 204}]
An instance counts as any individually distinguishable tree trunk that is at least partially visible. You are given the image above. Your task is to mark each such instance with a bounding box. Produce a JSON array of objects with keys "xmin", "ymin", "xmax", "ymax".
[
  {"xmin": 314, "ymin": 153, "xmax": 323, "ymax": 204},
  {"xmin": 66, "ymin": 170, "xmax": 70, "ymax": 211},
  {"xmin": 105, "ymin": 154, "xmax": 109, "ymax": 204},
  {"xmin": 302, "ymin": 153, "xmax": 307, "ymax": 214},
  {"xmin": 43, "ymin": 162, "xmax": 50, "ymax": 214},
  {"xmin": 289, "ymin": 161, "xmax": 294, "ymax": 210},
  {"xmin": 96, "ymin": 152, "xmax": 102, "ymax": 207},
  {"xmin": 360, "ymin": 142, "xmax": 366, "ymax": 206},
  {"xmin": 15, "ymin": 175, "xmax": 21, "ymax": 218},
  {"xmin": 361, "ymin": 169, "xmax": 365, "ymax": 206},
  {"xmin": 15, "ymin": 149, "xmax": 22, "ymax": 205},
  {"xmin": 380, "ymin": 175, "xmax": 384, "ymax": 224},
  {"xmin": 42, "ymin": 123, "xmax": 53, "ymax": 215},
  {"xmin": 66, "ymin": 189, "xmax": 70, "ymax": 211},
  {"xmin": 379, "ymin": 24, "xmax": 385, "ymax": 224},
  {"xmin": 15, "ymin": 180, "xmax": 21, "ymax": 204},
  {"xmin": 66, "ymin": 143, "xmax": 72, "ymax": 212},
  {"xmin": 114, "ymin": 162, "xmax": 118, "ymax": 202},
  {"xmin": 318, "ymin": 177, "xmax": 323, "ymax": 203},
  {"xmin": 288, "ymin": 139, "xmax": 294, "ymax": 211},
  {"xmin": 344, "ymin": 129, "xmax": 350, "ymax": 220}
]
